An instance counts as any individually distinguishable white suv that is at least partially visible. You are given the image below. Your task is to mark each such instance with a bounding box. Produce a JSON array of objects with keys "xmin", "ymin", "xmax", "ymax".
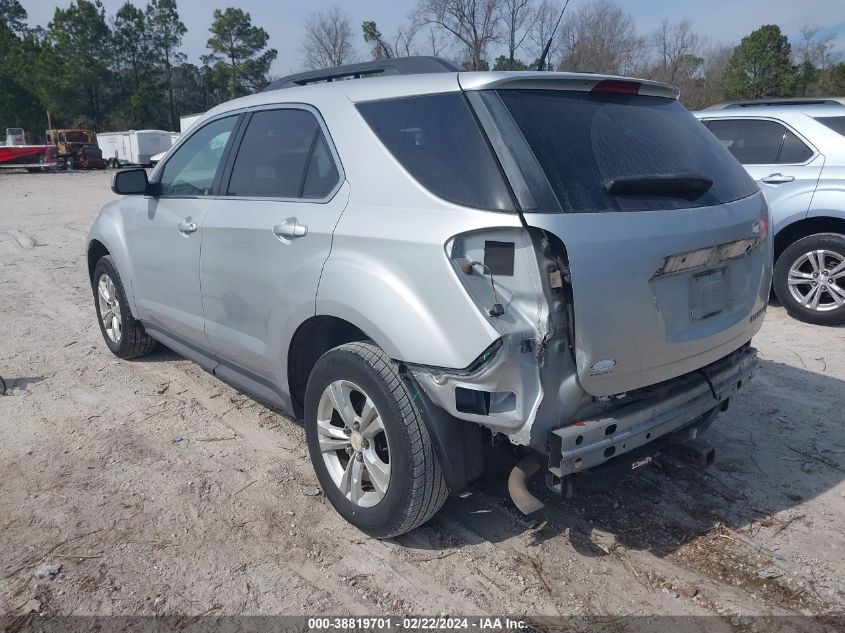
[
  {"xmin": 87, "ymin": 59, "xmax": 771, "ymax": 537},
  {"xmin": 694, "ymin": 103, "xmax": 845, "ymax": 325}
]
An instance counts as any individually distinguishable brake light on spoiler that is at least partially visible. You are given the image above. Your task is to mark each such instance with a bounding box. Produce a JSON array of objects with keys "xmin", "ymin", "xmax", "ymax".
[{"xmin": 591, "ymin": 80, "xmax": 641, "ymax": 95}]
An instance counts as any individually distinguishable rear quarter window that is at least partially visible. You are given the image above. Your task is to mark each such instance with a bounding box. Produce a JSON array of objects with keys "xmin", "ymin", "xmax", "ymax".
[
  {"xmin": 496, "ymin": 90, "xmax": 759, "ymax": 213},
  {"xmin": 778, "ymin": 130, "xmax": 814, "ymax": 164},
  {"xmin": 357, "ymin": 93, "xmax": 514, "ymax": 211}
]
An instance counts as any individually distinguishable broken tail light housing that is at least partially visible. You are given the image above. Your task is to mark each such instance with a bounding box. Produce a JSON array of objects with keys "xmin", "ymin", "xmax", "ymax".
[{"xmin": 756, "ymin": 202, "xmax": 769, "ymax": 241}]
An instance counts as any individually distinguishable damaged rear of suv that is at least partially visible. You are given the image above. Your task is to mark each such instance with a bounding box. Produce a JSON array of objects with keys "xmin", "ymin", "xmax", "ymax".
[
  {"xmin": 333, "ymin": 71, "xmax": 770, "ymax": 532},
  {"xmin": 89, "ymin": 60, "xmax": 771, "ymax": 538},
  {"xmin": 400, "ymin": 76, "xmax": 771, "ymax": 513}
]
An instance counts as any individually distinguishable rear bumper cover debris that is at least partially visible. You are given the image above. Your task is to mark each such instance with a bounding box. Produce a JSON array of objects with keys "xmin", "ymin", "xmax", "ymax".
[{"xmin": 547, "ymin": 345, "xmax": 757, "ymax": 479}]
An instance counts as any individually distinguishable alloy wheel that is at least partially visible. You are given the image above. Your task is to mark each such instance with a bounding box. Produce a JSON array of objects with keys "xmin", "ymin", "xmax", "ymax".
[
  {"xmin": 787, "ymin": 249, "xmax": 845, "ymax": 312},
  {"xmin": 316, "ymin": 379, "xmax": 391, "ymax": 508},
  {"xmin": 97, "ymin": 273, "xmax": 122, "ymax": 343}
]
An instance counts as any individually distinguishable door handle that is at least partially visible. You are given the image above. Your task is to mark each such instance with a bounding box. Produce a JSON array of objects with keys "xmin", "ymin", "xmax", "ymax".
[
  {"xmin": 273, "ymin": 218, "xmax": 308, "ymax": 239},
  {"xmin": 761, "ymin": 173, "xmax": 795, "ymax": 184},
  {"xmin": 177, "ymin": 220, "xmax": 198, "ymax": 234}
]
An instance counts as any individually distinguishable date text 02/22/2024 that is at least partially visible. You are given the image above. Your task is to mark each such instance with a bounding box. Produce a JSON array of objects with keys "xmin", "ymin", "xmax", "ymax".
[{"xmin": 307, "ymin": 617, "xmax": 530, "ymax": 630}]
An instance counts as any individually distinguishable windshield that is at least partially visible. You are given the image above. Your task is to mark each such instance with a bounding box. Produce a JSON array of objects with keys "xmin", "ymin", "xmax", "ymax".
[
  {"xmin": 493, "ymin": 89, "xmax": 759, "ymax": 213},
  {"xmin": 64, "ymin": 131, "xmax": 92, "ymax": 143}
]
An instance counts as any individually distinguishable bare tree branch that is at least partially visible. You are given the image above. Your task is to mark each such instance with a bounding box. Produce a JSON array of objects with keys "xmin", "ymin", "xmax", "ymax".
[
  {"xmin": 417, "ymin": 0, "xmax": 502, "ymax": 70},
  {"xmin": 650, "ymin": 18, "xmax": 703, "ymax": 84},
  {"xmin": 502, "ymin": 0, "xmax": 533, "ymax": 67},
  {"xmin": 795, "ymin": 25, "xmax": 837, "ymax": 71},
  {"xmin": 393, "ymin": 20, "xmax": 423, "ymax": 57},
  {"xmin": 527, "ymin": 0, "xmax": 563, "ymax": 68},
  {"xmin": 301, "ymin": 6, "xmax": 357, "ymax": 70},
  {"xmin": 557, "ymin": 0, "xmax": 646, "ymax": 75}
]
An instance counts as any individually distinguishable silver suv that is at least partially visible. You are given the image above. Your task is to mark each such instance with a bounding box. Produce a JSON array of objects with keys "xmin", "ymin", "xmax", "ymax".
[
  {"xmin": 694, "ymin": 103, "xmax": 845, "ymax": 325},
  {"xmin": 88, "ymin": 60, "xmax": 772, "ymax": 537}
]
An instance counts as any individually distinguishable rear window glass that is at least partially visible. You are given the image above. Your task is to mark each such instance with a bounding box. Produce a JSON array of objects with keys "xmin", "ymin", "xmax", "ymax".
[
  {"xmin": 496, "ymin": 90, "xmax": 758, "ymax": 213},
  {"xmin": 357, "ymin": 93, "xmax": 514, "ymax": 211},
  {"xmin": 815, "ymin": 116, "xmax": 845, "ymax": 136}
]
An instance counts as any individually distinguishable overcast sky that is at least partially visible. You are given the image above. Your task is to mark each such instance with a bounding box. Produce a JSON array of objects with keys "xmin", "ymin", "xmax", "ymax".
[{"xmin": 20, "ymin": 0, "xmax": 845, "ymax": 77}]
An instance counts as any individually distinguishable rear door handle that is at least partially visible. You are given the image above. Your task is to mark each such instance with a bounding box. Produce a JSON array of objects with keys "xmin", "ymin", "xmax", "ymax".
[
  {"xmin": 177, "ymin": 220, "xmax": 197, "ymax": 234},
  {"xmin": 761, "ymin": 173, "xmax": 795, "ymax": 184},
  {"xmin": 273, "ymin": 218, "xmax": 308, "ymax": 239}
]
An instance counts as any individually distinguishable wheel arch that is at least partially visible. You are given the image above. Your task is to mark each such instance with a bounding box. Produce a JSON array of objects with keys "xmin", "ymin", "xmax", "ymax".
[
  {"xmin": 87, "ymin": 209, "xmax": 140, "ymax": 318},
  {"xmin": 774, "ymin": 215, "xmax": 845, "ymax": 263},
  {"xmin": 288, "ymin": 315, "xmax": 485, "ymax": 493},
  {"xmin": 287, "ymin": 315, "xmax": 369, "ymax": 420},
  {"xmin": 87, "ymin": 239, "xmax": 110, "ymax": 284}
]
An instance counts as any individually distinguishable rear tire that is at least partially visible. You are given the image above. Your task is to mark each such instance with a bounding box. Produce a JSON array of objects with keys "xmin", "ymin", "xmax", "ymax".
[
  {"xmin": 304, "ymin": 342, "xmax": 448, "ymax": 538},
  {"xmin": 92, "ymin": 255, "xmax": 157, "ymax": 359},
  {"xmin": 773, "ymin": 233, "xmax": 845, "ymax": 326}
]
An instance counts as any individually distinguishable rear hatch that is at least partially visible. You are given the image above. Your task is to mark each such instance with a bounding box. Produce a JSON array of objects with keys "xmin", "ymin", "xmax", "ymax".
[{"xmin": 474, "ymin": 83, "xmax": 772, "ymax": 396}]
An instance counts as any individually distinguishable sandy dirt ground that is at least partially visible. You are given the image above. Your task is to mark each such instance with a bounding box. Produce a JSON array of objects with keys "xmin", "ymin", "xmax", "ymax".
[{"xmin": 1, "ymin": 170, "xmax": 844, "ymax": 629}]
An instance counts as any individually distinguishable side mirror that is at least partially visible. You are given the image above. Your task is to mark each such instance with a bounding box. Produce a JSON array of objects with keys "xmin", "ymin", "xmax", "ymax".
[{"xmin": 112, "ymin": 168, "xmax": 152, "ymax": 196}]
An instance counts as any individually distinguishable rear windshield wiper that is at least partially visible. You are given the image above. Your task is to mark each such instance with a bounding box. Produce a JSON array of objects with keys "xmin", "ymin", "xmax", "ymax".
[{"xmin": 605, "ymin": 174, "xmax": 714, "ymax": 199}]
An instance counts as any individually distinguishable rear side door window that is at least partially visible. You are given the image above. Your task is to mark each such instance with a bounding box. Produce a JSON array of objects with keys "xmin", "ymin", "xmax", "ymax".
[
  {"xmin": 225, "ymin": 108, "xmax": 340, "ymax": 200},
  {"xmin": 706, "ymin": 119, "xmax": 813, "ymax": 165},
  {"xmin": 158, "ymin": 116, "xmax": 239, "ymax": 197}
]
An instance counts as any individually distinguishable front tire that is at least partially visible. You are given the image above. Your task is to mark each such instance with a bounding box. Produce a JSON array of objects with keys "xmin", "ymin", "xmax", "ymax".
[
  {"xmin": 304, "ymin": 342, "xmax": 448, "ymax": 538},
  {"xmin": 773, "ymin": 233, "xmax": 845, "ymax": 326},
  {"xmin": 92, "ymin": 256, "xmax": 157, "ymax": 359}
]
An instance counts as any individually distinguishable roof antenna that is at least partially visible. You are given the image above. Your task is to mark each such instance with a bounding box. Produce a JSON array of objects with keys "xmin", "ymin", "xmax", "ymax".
[{"xmin": 536, "ymin": 0, "xmax": 571, "ymax": 71}]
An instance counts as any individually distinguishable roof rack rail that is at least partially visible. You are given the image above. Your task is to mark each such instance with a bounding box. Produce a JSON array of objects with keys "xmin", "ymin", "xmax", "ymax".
[
  {"xmin": 265, "ymin": 56, "xmax": 460, "ymax": 91},
  {"xmin": 706, "ymin": 97, "xmax": 845, "ymax": 109}
]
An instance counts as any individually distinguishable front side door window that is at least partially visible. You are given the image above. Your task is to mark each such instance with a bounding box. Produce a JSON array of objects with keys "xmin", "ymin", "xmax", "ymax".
[{"xmin": 159, "ymin": 116, "xmax": 238, "ymax": 196}]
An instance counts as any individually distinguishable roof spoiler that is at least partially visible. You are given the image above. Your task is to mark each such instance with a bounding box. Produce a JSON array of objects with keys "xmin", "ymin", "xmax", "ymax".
[
  {"xmin": 265, "ymin": 56, "xmax": 461, "ymax": 91},
  {"xmin": 458, "ymin": 72, "xmax": 680, "ymax": 100}
]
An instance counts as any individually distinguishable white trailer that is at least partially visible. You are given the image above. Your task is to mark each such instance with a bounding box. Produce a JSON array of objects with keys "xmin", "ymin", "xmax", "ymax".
[
  {"xmin": 149, "ymin": 132, "xmax": 183, "ymax": 166},
  {"xmin": 179, "ymin": 114, "xmax": 203, "ymax": 133},
  {"xmin": 96, "ymin": 130, "xmax": 174, "ymax": 167}
]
